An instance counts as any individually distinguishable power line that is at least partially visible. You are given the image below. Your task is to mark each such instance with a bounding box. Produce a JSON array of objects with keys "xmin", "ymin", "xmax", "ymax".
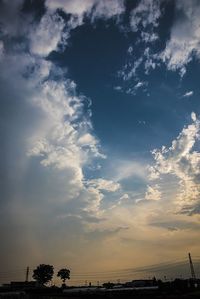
[{"xmin": 0, "ymin": 257, "xmax": 199, "ymax": 283}]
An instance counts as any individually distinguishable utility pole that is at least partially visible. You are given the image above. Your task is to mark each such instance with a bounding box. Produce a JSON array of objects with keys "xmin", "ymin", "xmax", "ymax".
[
  {"xmin": 188, "ymin": 253, "xmax": 196, "ymax": 280},
  {"xmin": 25, "ymin": 266, "xmax": 29, "ymax": 282}
]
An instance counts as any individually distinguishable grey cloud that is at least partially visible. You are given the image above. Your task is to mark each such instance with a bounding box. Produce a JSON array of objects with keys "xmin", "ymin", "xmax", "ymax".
[
  {"xmin": 167, "ymin": 227, "xmax": 178, "ymax": 232},
  {"xmin": 86, "ymin": 226, "xmax": 129, "ymax": 240},
  {"xmin": 179, "ymin": 203, "xmax": 200, "ymax": 216},
  {"xmin": 149, "ymin": 220, "xmax": 200, "ymax": 231},
  {"xmin": 0, "ymin": 0, "xmax": 26, "ymax": 37}
]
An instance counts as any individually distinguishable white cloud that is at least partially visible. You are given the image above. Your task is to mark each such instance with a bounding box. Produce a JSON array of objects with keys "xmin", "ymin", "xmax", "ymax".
[
  {"xmin": 87, "ymin": 178, "xmax": 120, "ymax": 192},
  {"xmin": 0, "ymin": 1, "xmax": 107, "ymax": 218},
  {"xmin": 78, "ymin": 133, "xmax": 97, "ymax": 146},
  {"xmin": 118, "ymin": 46, "xmax": 158, "ymax": 86},
  {"xmin": 124, "ymin": 0, "xmax": 200, "ymax": 78},
  {"xmin": 130, "ymin": 0, "xmax": 161, "ymax": 32},
  {"xmin": 82, "ymin": 178, "xmax": 120, "ymax": 214},
  {"xmin": 148, "ymin": 113, "xmax": 200, "ymax": 214},
  {"xmin": 144, "ymin": 47, "xmax": 158, "ymax": 74},
  {"xmin": 145, "ymin": 185, "xmax": 161, "ymax": 201},
  {"xmin": 83, "ymin": 187, "xmax": 104, "ymax": 213},
  {"xmin": 182, "ymin": 91, "xmax": 194, "ymax": 98},
  {"xmin": 126, "ymin": 81, "xmax": 148, "ymax": 95},
  {"xmin": 127, "ymin": 46, "xmax": 133, "ymax": 55},
  {"xmin": 28, "ymin": 0, "xmax": 125, "ymax": 60},
  {"xmin": 191, "ymin": 112, "xmax": 196, "ymax": 122},
  {"xmin": 134, "ymin": 81, "xmax": 146, "ymax": 89},
  {"xmin": 120, "ymin": 193, "xmax": 129, "ymax": 201},
  {"xmin": 161, "ymin": 0, "xmax": 200, "ymax": 75},
  {"xmin": 46, "ymin": 0, "xmax": 94, "ymax": 17},
  {"xmin": 118, "ymin": 57, "xmax": 143, "ymax": 81},
  {"xmin": 30, "ymin": 13, "xmax": 67, "ymax": 57},
  {"xmin": 114, "ymin": 86, "xmax": 122, "ymax": 91},
  {"xmin": 91, "ymin": 0, "xmax": 125, "ymax": 20},
  {"xmin": 46, "ymin": 0, "xmax": 125, "ymax": 23},
  {"xmin": 117, "ymin": 0, "xmax": 162, "ymax": 84},
  {"xmin": 0, "ymin": 41, "xmax": 4, "ymax": 59},
  {"xmin": 113, "ymin": 160, "xmax": 147, "ymax": 182},
  {"xmin": 119, "ymin": 0, "xmax": 200, "ymax": 83},
  {"xmin": 141, "ymin": 31, "xmax": 158, "ymax": 43},
  {"xmin": 27, "ymin": 77, "xmax": 104, "ymax": 191},
  {"xmin": 0, "ymin": 32, "xmax": 104, "ymax": 256}
]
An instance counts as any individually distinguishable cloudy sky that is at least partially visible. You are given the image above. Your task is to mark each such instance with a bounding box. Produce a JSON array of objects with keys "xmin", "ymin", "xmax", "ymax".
[{"xmin": 1, "ymin": 0, "xmax": 200, "ymax": 284}]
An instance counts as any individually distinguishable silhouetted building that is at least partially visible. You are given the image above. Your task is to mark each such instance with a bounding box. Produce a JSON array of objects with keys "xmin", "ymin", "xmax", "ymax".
[
  {"xmin": 2, "ymin": 281, "xmax": 37, "ymax": 290},
  {"xmin": 125, "ymin": 279, "xmax": 155, "ymax": 288}
]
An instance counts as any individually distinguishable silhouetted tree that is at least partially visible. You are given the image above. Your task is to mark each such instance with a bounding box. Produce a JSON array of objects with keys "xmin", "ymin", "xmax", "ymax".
[
  {"xmin": 33, "ymin": 264, "xmax": 54, "ymax": 286},
  {"xmin": 57, "ymin": 268, "xmax": 70, "ymax": 285}
]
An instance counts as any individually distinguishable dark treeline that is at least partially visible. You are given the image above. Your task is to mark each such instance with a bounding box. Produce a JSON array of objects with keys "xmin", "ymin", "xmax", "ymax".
[{"xmin": 1, "ymin": 263, "xmax": 200, "ymax": 299}]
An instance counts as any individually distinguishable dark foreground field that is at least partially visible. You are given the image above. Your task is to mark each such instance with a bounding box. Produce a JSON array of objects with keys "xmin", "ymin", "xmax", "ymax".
[{"xmin": 1, "ymin": 289, "xmax": 200, "ymax": 299}]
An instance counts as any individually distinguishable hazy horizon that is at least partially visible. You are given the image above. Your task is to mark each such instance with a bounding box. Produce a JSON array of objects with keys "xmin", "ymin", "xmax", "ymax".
[{"xmin": 1, "ymin": 256, "xmax": 200, "ymax": 286}]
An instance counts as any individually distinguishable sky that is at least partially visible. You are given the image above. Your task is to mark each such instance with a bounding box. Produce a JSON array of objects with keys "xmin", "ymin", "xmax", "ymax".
[{"xmin": 1, "ymin": 0, "xmax": 200, "ymax": 285}]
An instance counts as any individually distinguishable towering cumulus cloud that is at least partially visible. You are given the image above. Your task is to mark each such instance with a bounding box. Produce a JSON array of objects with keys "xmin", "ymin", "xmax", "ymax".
[
  {"xmin": 149, "ymin": 113, "xmax": 200, "ymax": 215},
  {"xmin": 0, "ymin": 0, "xmax": 125, "ymax": 272}
]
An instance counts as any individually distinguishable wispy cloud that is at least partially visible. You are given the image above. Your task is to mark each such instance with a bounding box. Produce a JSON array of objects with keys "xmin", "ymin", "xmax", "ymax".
[
  {"xmin": 126, "ymin": 81, "xmax": 148, "ymax": 95},
  {"xmin": 87, "ymin": 178, "xmax": 120, "ymax": 192},
  {"xmin": 119, "ymin": 0, "xmax": 200, "ymax": 81},
  {"xmin": 182, "ymin": 91, "xmax": 194, "ymax": 98},
  {"xmin": 0, "ymin": 41, "xmax": 4, "ymax": 58},
  {"xmin": 118, "ymin": 57, "xmax": 143, "ymax": 81},
  {"xmin": 117, "ymin": 0, "xmax": 162, "ymax": 85},
  {"xmin": 112, "ymin": 159, "xmax": 148, "ymax": 182},
  {"xmin": 114, "ymin": 85, "xmax": 122, "ymax": 91}
]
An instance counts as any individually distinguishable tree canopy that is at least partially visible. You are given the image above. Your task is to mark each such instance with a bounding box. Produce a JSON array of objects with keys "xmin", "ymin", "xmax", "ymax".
[
  {"xmin": 32, "ymin": 264, "xmax": 54, "ymax": 286},
  {"xmin": 57, "ymin": 268, "xmax": 70, "ymax": 283}
]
